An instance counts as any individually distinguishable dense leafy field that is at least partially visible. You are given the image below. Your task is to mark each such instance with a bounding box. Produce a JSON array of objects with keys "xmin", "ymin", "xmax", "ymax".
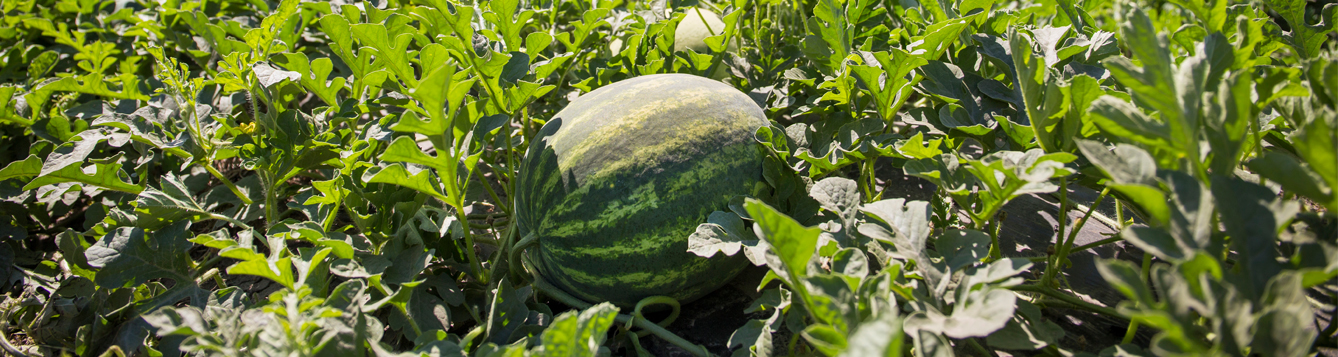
[{"xmin": 1, "ymin": 0, "xmax": 1336, "ymax": 355}]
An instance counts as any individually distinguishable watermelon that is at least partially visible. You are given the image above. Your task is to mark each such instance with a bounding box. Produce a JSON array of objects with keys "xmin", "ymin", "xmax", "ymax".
[
  {"xmin": 674, "ymin": 8, "xmax": 735, "ymax": 54},
  {"xmin": 515, "ymin": 74, "xmax": 767, "ymax": 307},
  {"xmin": 676, "ymin": 8, "xmax": 736, "ymax": 79}
]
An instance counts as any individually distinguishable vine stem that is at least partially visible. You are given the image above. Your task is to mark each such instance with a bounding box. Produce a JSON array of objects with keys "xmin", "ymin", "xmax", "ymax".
[
  {"xmin": 203, "ymin": 162, "xmax": 252, "ymax": 205},
  {"xmin": 1039, "ymin": 177, "xmax": 1071, "ymax": 287},
  {"xmin": 453, "ymin": 205, "xmax": 488, "ymax": 283},
  {"xmin": 531, "ymin": 276, "xmax": 713, "ymax": 357},
  {"xmin": 629, "ymin": 296, "xmax": 683, "ymax": 338},
  {"xmin": 0, "ymin": 319, "xmax": 38, "ymax": 357},
  {"xmin": 1042, "ymin": 186, "xmax": 1111, "ymax": 287},
  {"xmin": 1010, "ymin": 284, "xmax": 1125, "ymax": 319},
  {"xmin": 1122, "ymin": 252, "xmax": 1154, "ymax": 344},
  {"xmin": 508, "ymin": 232, "xmax": 538, "ymax": 284},
  {"xmin": 1066, "ymin": 235, "xmax": 1121, "ymax": 255}
]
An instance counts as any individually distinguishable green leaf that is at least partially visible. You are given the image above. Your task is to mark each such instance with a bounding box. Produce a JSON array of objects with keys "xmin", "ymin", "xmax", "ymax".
[
  {"xmin": 1087, "ymin": 96, "xmax": 1172, "ymax": 149},
  {"xmin": 944, "ymin": 288, "xmax": 1016, "ymax": 338},
  {"xmin": 1096, "ymin": 258, "xmax": 1156, "ymax": 305},
  {"xmin": 0, "ymin": 155, "xmax": 41, "ymax": 181},
  {"xmin": 851, "ymin": 49, "xmax": 926, "ymax": 122},
  {"xmin": 273, "ymin": 53, "xmax": 346, "ymax": 108},
  {"xmin": 485, "ymin": 277, "xmax": 533, "ymax": 344},
  {"xmin": 831, "ymin": 248, "xmax": 869, "ymax": 279},
  {"xmin": 1106, "ymin": 6, "xmax": 1177, "ymax": 123},
  {"xmin": 1107, "ymin": 183, "xmax": 1170, "ymax": 226},
  {"xmin": 1166, "ymin": 0, "xmax": 1228, "ymax": 32},
  {"xmin": 688, "ymin": 211, "xmax": 752, "ymax": 258},
  {"xmin": 938, "ymin": 229, "xmax": 989, "ymax": 270},
  {"xmin": 41, "ymin": 130, "xmax": 111, "ymax": 177},
  {"xmin": 58, "ymin": 230, "xmax": 97, "ymax": 280},
  {"xmin": 917, "ymin": 61, "xmax": 1003, "ymax": 135},
  {"xmin": 1247, "ymin": 152, "xmax": 1333, "ymax": 210},
  {"xmin": 368, "ymin": 279, "xmax": 424, "ymax": 325},
  {"xmin": 24, "ymin": 160, "xmax": 142, "ymax": 194},
  {"xmin": 803, "ymin": 0, "xmax": 852, "ymax": 75},
  {"xmin": 1252, "ymin": 271, "xmax": 1318, "ymax": 356},
  {"xmin": 1119, "ymin": 225, "xmax": 1187, "ymax": 261},
  {"xmin": 912, "ymin": 19, "xmax": 970, "ymax": 62},
  {"xmin": 1162, "ymin": 170, "xmax": 1214, "ymax": 249},
  {"xmin": 483, "ymin": 0, "xmax": 534, "ymax": 52},
  {"xmin": 398, "ymin": 55, "xmax": 466, "ymax": 137},
  {"xmin": 728, "ymin": 309, "xmax": 780, "ymax": 357},
  {"xmin": 252, "ymin": 62, "xmax": 301, "ymax": 88},
  {"xmin": 963, "ymin": 258, "xmax": 1032, "ymax": 288},
  {"xmin": 801, "ymin": 324, "xmax": 848, "ymax": 356},
  {"xmin": 85, "ymin": 221, "xmax": 194, "ymax": 288},
  {"xmin": 224, "ymin": 251, "xmax": 296, "ymax": 290},
  {"xmin": 986, "ymin": 300, "xmax": 1063, "ymax": 350},
  {"xmin": 500, "ymin": 52, "xmax": 530, "ymax": 84},
  {"xmin": 1261, "ymin": 0, "xmax": 1338, "ymax": 58},
  {"xmin": 746, "ymin": 198, "xmax": 823, "ymax": 280},
  {"xmin": 23, "ymin": 75, "xmax": 149, "ymax": 113},
  {"xmin": 380, "ymin": 136, "xmax": 452, "ymax": 173},
  {"xmin": 351, "ymin": 22, "xmax": 417, "ymax": 86},
  {"xmin": 1009, "ymin": 27, "xmax": 1066, "ymax": 152},
  {"xmin": 908, "ymin": 288, "xmax": 1018, "ymax": 339},
  {"xmin": 1211, "ymin": 176, "xmax": 1297, "ymax": 294},
  {"xmin": 524, "ymin": 32, "xmax": 554, "ymax": 60},
  {"xmin": 363, "ymin": 164, "xmax": 448, "ymax": 202},
  {"xmin": 1290, "ymin": 106, "xmax": 1338, "ymax": 210},
  {"xmin": 1075, "ymin": 140, "xmax": 1157, "ymax": 186},
  {"xmin": 838, "ymin": 312, "xmax": 903, "ymax": 357},
  {"xmin": 136, "ymin": 174, "xmax": 249, "ymax": 229},
  {"xmin": 860, "ymin": 198, "xmax": 932, "ymax": 259},
  {"xmin": 810, "ymin": 177, "xmax": 860, "ymax": 222},
  {"xmin": 317, "ymin": 14, "xmax": 362, "ymax": 74},
  {"xmin": 533, "ymin": 302, "xmax": 619, "ymax": 357},
  {"xmin": 895, "ymin": 132, "xmax": 943, "ymax": 160}
]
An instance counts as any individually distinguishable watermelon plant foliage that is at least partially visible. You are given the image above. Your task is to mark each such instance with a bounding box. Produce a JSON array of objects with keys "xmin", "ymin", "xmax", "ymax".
[{"xmin": 0, "ymin": 0, "xmax": 1335, "ymax": 355}]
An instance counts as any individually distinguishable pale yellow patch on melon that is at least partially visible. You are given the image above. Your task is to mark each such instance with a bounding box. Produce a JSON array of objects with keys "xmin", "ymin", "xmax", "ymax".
[{"xmin": 552, "ymin": 87, "xmax": 738, "ymax": 183}]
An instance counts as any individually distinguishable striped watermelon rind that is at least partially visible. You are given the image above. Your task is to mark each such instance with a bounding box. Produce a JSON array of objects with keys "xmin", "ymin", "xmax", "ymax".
[{"xmin": 515, "ymin": 73, "xmax": 768, "ymax": 307}]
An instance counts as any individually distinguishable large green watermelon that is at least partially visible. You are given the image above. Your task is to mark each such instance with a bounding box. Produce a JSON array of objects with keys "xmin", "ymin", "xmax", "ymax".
[{"xmin": 515, "ymin": 74, "xmax": 767, "ymax": 307}]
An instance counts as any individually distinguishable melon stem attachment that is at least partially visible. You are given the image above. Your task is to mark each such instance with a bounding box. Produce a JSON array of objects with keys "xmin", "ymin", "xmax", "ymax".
[
  {"xmin": 509, "ymin": 232, "xmax": 539, "ymax": 283},
  {"xmin": 531, "ymin": 275, "xmax": 714, "ymax": 357}
]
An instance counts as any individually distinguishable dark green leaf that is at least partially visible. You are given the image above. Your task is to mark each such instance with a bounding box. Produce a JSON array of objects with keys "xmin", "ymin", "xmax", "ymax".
[
  {"xmin": 363, "ymin": 164, "xmax": 448, "ymax": 202},
  {"xmin": 1252, "ymin": 271, "xmax": 1317, "ymax": 356},
  {"xmin": 986, "ymin": 300, "xmax": 1063, "ymax": 350},
  {"xmin": 85, "ymin": 221, "xmax": 194, "ymax": 288},
  {"xmin": 137, "ymin": 174, "xmax": 248, "ymax": 228},
  {"xmin": 1096, "ymin": 259, "xmax": 1155, "ymax": 305},
  {"xmin": 937, "ymin": 229, "xmax": 989, "ymax": 270},
  {"xmin": 1247, "ymin": 152, "xmax": 1333, "ymax": 210},
  {"xmin": 1211, "ymin": 176, "xmax": 1297, "ymax": 294}
]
